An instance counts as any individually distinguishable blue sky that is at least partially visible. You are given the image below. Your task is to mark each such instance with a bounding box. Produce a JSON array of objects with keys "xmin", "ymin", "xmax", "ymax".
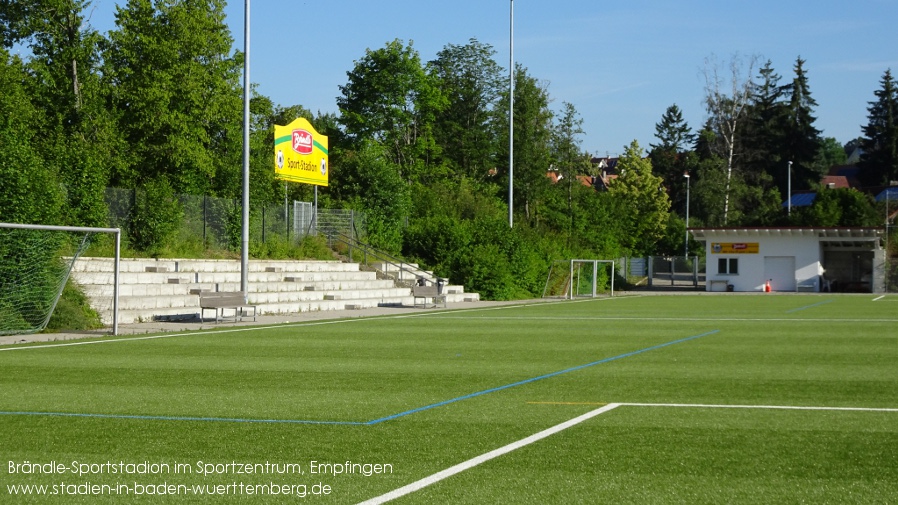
[{"xmin": 81, "ymin": 0, "xmax": 898, "ymax": 157}]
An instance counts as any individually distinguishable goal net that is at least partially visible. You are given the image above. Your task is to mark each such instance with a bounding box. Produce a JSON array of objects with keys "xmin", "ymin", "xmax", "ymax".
[
  {"xmin": 543, "ymin": 259, "xmax": 615, "ymax": 299},
  {"xmin": 0, "ymin": 223, "xmax": 120, "ymax": 336}
]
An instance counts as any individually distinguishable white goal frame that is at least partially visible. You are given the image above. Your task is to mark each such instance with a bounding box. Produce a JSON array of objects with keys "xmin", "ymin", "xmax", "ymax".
[
  {"xmin": 0, "ymin": 223, "xmax": 121, "ymax": 335},
  {"xmin": 543, "ymin": 259, "xmax": 615, "ymax": 299}
]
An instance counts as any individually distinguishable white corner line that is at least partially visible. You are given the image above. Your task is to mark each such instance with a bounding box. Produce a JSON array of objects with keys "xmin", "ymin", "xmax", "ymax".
[
  {"xmin": 620, "ymin": 402, "xmax": 898, "ymax": 413},
  {"xmin": 355, "ymin": 403, "xmax": 621, "ymax": 505},
  {"xmin": 873, "ymin": 295, "xmax": 885, "ymax": 301}
]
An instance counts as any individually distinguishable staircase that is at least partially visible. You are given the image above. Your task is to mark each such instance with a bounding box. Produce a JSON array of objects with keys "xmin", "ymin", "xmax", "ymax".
[{"xmin": 70, "ymin": 258, "xmax": 480, "ymax": 325}]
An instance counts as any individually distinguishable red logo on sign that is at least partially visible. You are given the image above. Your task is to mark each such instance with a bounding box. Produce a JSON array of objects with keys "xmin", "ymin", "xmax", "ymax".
[{"xmin": 292, "ymin": 130, "xmax": 313, "ymax": 155}]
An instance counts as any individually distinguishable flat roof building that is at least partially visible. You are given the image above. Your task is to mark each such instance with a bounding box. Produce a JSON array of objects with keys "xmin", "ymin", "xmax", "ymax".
[{"xmin": 689, "ymin": 227, "xmax": 885, "ymax": 293}]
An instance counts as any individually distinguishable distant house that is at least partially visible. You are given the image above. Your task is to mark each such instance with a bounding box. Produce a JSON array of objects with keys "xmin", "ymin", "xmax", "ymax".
[
  {"xmin": 591, "ymin": 156, "xmax": 620, "ymax": 191},
  {"xmin": 782, "ymin": 165, "xmax": 878, "ymax": 208}
]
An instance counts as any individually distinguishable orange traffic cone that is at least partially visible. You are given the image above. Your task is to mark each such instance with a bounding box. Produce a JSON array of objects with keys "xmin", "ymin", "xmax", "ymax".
[{"xmin": 764, "ymin": 280, "xmax": 771, "ymax": 292}]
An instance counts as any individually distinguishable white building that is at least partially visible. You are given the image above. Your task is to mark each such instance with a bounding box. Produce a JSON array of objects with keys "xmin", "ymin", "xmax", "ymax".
[{"xmin": 689, "ymin": 227, "xmax": 885, "ymax": 293}]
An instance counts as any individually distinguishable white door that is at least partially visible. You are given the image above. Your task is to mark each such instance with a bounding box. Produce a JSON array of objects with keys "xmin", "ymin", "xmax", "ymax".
[{"xmin": 764, "ymin": 256, "xmax": 796, "ymax": 291}]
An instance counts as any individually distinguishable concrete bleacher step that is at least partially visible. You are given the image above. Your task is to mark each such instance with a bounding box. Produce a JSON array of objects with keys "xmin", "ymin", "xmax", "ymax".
[{"xmin": 71, "ymin": 257, "xmax": 480, "ymax": 325}]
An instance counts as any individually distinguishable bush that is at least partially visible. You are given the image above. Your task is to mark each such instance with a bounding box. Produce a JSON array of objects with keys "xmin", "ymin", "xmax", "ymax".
[{"xmin": 128, "ymin": 178, "xmax": 184, "ymax": 256}]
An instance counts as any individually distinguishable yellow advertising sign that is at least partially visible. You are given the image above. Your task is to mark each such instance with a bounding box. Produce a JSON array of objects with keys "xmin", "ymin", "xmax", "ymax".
[
  {"xmin": 274, "ymin": 118, "xmax": 329, "ymax": 186},
  {"xmin": 711, "ymin": 242, "xmax": 759, "ymax": 254}
]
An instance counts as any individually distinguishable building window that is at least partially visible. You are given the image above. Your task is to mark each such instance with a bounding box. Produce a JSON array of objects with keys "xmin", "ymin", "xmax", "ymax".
[{"xmin": 718, "ymin": 258, "xmax": 739, "ymax": 275}]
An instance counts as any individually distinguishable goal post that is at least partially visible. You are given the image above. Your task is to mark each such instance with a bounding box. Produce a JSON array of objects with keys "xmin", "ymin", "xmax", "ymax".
[
  {"xmin": 543, "ymin": 259, "xmax": 615, "ymax": 299},
  {"xmin": 0, "ymin": 223, "xmax": 121, "ymax": 336}
]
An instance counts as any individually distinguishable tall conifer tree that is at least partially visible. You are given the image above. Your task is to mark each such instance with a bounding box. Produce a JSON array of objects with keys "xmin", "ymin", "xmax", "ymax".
[{"xmin": 859, "ymin": 69, "xmax": 898, "ymax": 186}]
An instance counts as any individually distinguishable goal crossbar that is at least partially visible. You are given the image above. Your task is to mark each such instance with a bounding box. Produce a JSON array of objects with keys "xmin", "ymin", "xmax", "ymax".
[{"xmin": 0, "ymin": 223, "xmax": 121, "ymax": 335}]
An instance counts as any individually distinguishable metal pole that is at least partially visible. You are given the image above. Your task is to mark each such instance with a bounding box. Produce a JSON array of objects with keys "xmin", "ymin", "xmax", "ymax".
[
  {"xmin": 240, "ymin": 0, "xmax": 250, "ymax": 298},
  {"xmin": 508, "ymin": 0, "xmax": 514, "ymax": 228},
  {"xmin": 787, "ymin": 161, "xmax": 792, "ymax": 217},
  {"xmin": 113, "ymin": 229, "xmax": 120, "ymax": 335},
  {"xmin": 285, "ymin": 183, "xmax": 289, "ymax": 240},
  {"xmin": 684, "ymin": 171, "xmax": 690, "ymax": 258}
]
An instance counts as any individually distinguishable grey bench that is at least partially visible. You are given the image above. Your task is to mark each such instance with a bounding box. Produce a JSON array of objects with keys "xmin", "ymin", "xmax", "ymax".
[
  {"xmin": 412, "ymin": 285, "xmax": 446, "ymax": 308},
  {"xmin": 709, "ymin": 279, "xmax": 731, "ymax": 292},
  {"xmin": 199, "ymin": 291, "xmax": 257, "ymax": 322}
]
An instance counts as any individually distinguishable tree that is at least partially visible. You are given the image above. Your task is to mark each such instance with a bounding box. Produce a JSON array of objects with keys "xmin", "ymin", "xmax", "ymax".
[
  {"xmin": 608, "ymin": 140, "xmax": 671, "ymax": 255},
  {"xmin": 103, "ymin": 0, "xmax": 243, "ymax": 195},
  {"xmin": 427, "ymin": 38, "xmax": 504, "ymax": 180},
  {"xmin": 0, "ymin": 49, "xmax": 63, "ymax": 224},
  {"xmin": 496, "ymin": 64, "xmax": 554, "ymax": 223},
  {"xmin": 741, "ymin": 60, "xmax": 787, "ymax": 189},
  {"xmin": 334, "ymin": 142, "xmax": 411, "ymax": 253},
  {"xmin": 858, "ymin": 69, "xmax": 898, "ymax": 186},
  {"xmin": 703, "ymin": 53, "xmax": 758, "ymax": 223},
  {"xmin": 793, "ymin": 187, "xmax": 880, "ymax": 227},
  {"xmin": 817, "ymin": 137, "xmax": 848, "ymax": 171},
  {"xmin": 649, "ymin": 104, "xmax": 696, "ymax": 216},
  {"xmin": 651, "ymin": 104, "xmax": 696, "ymax": 154},
  {"xmin": 781, "ymin": 57, "xmax": 824, "ymax": 193},
  {"xmin": 550, "ymin": 102, "xmax": 590, "ymax": 237},
  {"xmin": 22, "ymin": 0, "xmax": 117, "ymax": 227},
  {"xmin": 337, "ymin": 39, "xmax": 443, "ymax": 183}
]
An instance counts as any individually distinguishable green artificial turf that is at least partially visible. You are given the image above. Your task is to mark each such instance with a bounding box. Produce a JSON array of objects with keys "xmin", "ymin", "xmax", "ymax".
[{"xmin": 1, "ymin": 294, "xmax": 896, "ymax": 503}]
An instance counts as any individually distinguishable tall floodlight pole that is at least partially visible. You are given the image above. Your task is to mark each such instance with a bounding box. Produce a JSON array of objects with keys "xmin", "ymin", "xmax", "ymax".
[
  {"xmin": 787, "ymin": 160, "xmax": 793, "ymax": 217},
  {"xmin": 508, "ymin": 0, "xmax": 514, "ymax": 228},
  {"xmin": 241, "ymin": 0, "xmax": 250, "ymax": 296},
  {"xmin": 684, "ymin": 171, "xmax": 691, "ymax": 258}
]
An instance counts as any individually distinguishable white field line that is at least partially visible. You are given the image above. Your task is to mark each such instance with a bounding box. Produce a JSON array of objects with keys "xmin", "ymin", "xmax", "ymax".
[
  {"xmin": 427, "ymin": 315, "xmax": 898, "ymax": 323},
  {"xmin": 0, "ymin": 297, "xmax": 630, "ymax": 353},
  {"xmin": 355, "ymin": 403, "xmax": 622, "ymax": 505},
  {"xmin": 357, "ymin": 401, "xmax": 898, "ymax": 504},
  {"xmin": 621, "ymin": 402, "xmax": 898, "ymax": 413}
]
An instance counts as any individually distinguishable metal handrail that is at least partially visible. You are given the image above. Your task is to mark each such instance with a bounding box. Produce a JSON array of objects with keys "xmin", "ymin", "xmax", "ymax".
[{"xmin": 329, "ymin": 232, "xmax": 442, "ymax": 286}]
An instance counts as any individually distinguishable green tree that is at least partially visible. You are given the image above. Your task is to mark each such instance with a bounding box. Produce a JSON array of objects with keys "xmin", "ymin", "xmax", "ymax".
[
  {"xmin": 703, "ymin": 54, "xmax": 758, "ymax": 224},
  {"xmin": 793, "ymin": 187, "xmax": 880, "ymax": 227},
  {"xmin": 0, "ymin": 49, "xmax": 63, "ymax": 224},
  {"xmin": 497, "ymin": 64, "xmax": 554, "ymax": 223},
  {"xmin": 103, "ymin": 0, "xmax": 243, "ymax": 195},
  {"xmin": 333, "ymin": 142, "xmax": 411, "ymax": 253},
  {"xmin": 22, "ymin": 0, "xmax": 117, "ymax": 227},
  {"xmin": 427, "ymin": 38, "xmax": 504, "ymax": 180},
  {"xmin": 781, "ymin": 57, "xmax": 824, "ymax": 193},
  {"xmin": 859, "ymin": 69, "xmax": 898, "ymax": 186},
  {"xmin": 649, "ymin": 104, "xmax": 696, "ymax": 217},
  {"xmin": 741, "ymin": 60, "xmax": 787, "ymax": 190},
  {"xmin": 550, "ymin": 102, "xmax": 590, "ymax": 237},
  {"xmin": 337, "ymin": 39, "xmax": 443, "ymax": 184},
  {"xmin": 608, "ymin": 141, "xmax": 671, "ymax": 255},
  {"xmin": 817, "ymin": 137, "xmax": 848, "ymax": 171}
]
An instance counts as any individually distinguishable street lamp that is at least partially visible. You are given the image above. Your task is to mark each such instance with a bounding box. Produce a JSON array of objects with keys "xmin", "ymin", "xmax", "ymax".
[
  {"xmin": 508, "ymin": 0, "xmax": 514, "ymax": 228},
  {"xmin": 684, "ymin": 171, "xmax": 690, "ymax": 258},
  {"xmin": 787, "ymin": 160, "xmax": 793, "ymax": 216},
  {"xmin": 241, "ymin": 0, "xmax": 251, "ymax": 297}
]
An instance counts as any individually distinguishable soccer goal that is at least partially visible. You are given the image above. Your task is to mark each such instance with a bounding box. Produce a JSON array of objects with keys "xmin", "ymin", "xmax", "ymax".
[
  {"xmin": 0, "ymin": 223, "xmax": 121, "ymax": 336},
  {"xmin": 542, "ymin": 259, "xmax": 615, "ymax": 299}
]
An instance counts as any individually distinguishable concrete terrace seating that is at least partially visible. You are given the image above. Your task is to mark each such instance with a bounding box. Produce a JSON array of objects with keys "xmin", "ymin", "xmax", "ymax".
[{"xmin": 69, "ymin": 258, "xmax": 480, "ymax": 324}]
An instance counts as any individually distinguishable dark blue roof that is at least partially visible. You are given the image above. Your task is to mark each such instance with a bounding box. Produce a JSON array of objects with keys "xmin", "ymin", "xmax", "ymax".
[
  {"xmin": 875, "ymin": 187, "xmax": 898, "ymax": 202},
  {"xmin": 782, "ymin": 193, "xmax": 816, "ymax": 208}
]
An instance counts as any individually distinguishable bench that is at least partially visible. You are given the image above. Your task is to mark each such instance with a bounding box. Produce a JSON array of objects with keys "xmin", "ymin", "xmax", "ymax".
[
  {"xmin": 412, "ymin": 285, "xmax": 446, "ymax": 308},
  {"xmin": 199, "ymin": 291, "xmax": 257, "ymax": 322},
  {"xmin": 709, "ymin": 280, "xmax": 731, "ymax": 292},
  {"xmin": 796, "ymin": 277, "xmax": 818, "ymax": 292}
]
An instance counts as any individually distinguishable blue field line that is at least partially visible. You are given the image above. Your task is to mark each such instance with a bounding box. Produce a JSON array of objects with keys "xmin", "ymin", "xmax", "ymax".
[
  {"xmin": 0, "ymin": 410, "xmax": 366, "ymax": 425},
  {"xmin": 364, "ymin": 329, "xmax": 720, "ymax": 425},
  {"xmin": 785, "ymin": 299, "xmax": 834, "ymax": 313}
]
